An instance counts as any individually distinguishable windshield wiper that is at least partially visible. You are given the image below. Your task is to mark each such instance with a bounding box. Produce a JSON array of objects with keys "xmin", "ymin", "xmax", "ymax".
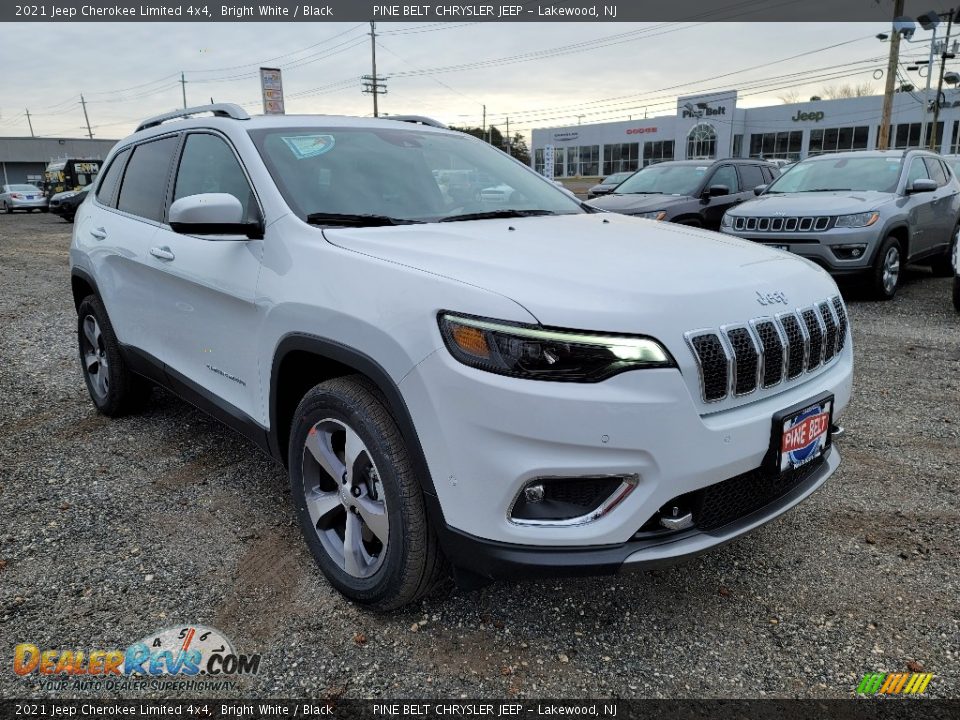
[
  {"xmin": 796, "ymin": 188, "xmax": 851, "ymax": 193},
  {"xmin": 618, "ymin": 190, "xmax": 663, "ymax": 195},
  {"xmin": 438, "ymin": 209, "xmax": 559, "ymax": 222},
  {"xmin": 305, "ymin": 212, "xmax": 424, "ymax": 227}
]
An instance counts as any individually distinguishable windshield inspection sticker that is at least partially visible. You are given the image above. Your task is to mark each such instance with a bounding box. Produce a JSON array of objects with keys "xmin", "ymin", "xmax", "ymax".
[{"xmin": 281, "ymin": 135, "xmax": 335, "ymax": 159}]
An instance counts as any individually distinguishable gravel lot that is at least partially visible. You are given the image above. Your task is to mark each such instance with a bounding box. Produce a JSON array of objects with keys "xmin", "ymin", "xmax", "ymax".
[{"xmin": 1, "ymin": 211, "xmax": 958, "ymax": 700}]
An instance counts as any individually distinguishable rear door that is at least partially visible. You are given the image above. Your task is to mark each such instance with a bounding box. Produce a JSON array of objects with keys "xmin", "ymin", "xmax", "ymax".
[
  {"xmin": 903, "ymin": 157, "xmax": 939, "ymax": 257},
  {"xmin": 145, "ymin": 130, "xmax": 265, "ymax": 419},
  {"xmin": 923, "ymin": 157, "xmax": 958, "ymax": 250}
]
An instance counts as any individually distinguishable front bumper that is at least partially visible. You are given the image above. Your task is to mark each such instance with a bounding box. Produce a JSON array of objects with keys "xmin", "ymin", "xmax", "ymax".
[
  {"xmin": 439, "ymin": 445, "xmax": 838, "ymax": 580},
  {"xmin": 400, "ymin": 341, "xmax": 852, "ymax": 549},
  {"xmin": 720, "ymin": 225, "xmax": 880, "ymax": 275}
]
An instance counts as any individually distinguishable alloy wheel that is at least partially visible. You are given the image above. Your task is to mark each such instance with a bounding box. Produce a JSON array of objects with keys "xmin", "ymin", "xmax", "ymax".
[
  {"xmin": 80, "ymin": 315, "xmax": 109, "ymax": 400},
  {"xmin": 882, "ymin": 246, "xmax": 900, "ymax": 295},
  {"xmin": 301, "ymin": 418, "xmax": 389, "ymax": 579}
]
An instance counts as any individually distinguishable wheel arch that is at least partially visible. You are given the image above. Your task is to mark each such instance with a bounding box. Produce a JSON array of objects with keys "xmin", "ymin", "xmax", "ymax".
[
  {"xmin": 71, "ymin": 267, "xmax": 100, "ymax": 310},
  {"xmin": 269, "ymin": 333, "xmax": 443, "ymax": 513},
  {"xmin": 880, "ymin": 223, "xmax": 910, "ymax": 262}
]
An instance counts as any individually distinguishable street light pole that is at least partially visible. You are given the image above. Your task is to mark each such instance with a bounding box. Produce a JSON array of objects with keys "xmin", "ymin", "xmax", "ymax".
[
  {"xmin": 878, "ymin": 0, "xmax": 906, "ymax": 150},
  {"xmin": 920, "ymin": 25, "xmax": 939, "ymax": 149},
  {"xmin": 931, "ymin": 9, "xmax": 956, "ymax": 151}
]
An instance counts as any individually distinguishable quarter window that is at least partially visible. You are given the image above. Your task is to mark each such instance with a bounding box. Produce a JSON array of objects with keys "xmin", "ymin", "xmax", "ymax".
[
  {"xmin": 96, "ymin": 148, "xmax": 130, "ymax": 209},
  {"xmin": 174, "ymin": 133, "xmax": 256, "ymax": 220},
  {"xmin": 117, "ymin": 136, "xmax": 179, "ymax": 222}
]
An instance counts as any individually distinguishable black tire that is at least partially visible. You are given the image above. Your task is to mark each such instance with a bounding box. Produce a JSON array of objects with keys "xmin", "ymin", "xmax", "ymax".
[
  {"xmin": 1, "ymin": 202, "xmax": 10, "ymax": 214},
  {"xmin": 869, "ymin": 235, "xmax": 903, "ymax": 300},
  {"xmin": 41, "ymin": 207, "xmax": 49, "ymax": 213},
  {"xmin": 953, "ymin": 276, "xmax": 960, "ymax": 313},
  {"xmin": 289, "ymin": 376, "xmax": 445, "ymax": 611},
  {"xmin": 77, "ymin": 295, "xmax": 151, "ymax": 416},
  {"xmin": 931, "ymin": 224, "xmax": 958, "ymax": 277}
]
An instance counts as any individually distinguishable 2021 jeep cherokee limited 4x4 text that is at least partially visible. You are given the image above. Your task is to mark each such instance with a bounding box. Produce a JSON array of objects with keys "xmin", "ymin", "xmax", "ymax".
[{"xmin": 70, "ymin": 104, "xmax": 853, "ymax": 610}]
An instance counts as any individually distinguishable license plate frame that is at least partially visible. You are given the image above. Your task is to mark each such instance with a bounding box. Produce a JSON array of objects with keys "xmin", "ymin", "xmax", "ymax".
[{"xmin": 767, "ymin": 392, "xmax": 834, "ymax": 473}]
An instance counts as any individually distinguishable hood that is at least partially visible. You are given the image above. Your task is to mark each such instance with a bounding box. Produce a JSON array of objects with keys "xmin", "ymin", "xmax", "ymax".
[
  {"xmin": 587, "ymin": 193, "xmax": 688, "ymax": 214},
  {"xmin": 322, "ymin": 213, "xmax": 838, "ymax": 338},
  {"xmin": 732, "ymin": 190, "xmax": 892, "ymax": 217}
]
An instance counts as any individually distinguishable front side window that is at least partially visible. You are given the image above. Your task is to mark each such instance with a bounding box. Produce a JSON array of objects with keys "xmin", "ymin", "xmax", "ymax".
[
  {"xmin": 174, "ymin": 133, "xmax": 257, "ymax": 221},
  {"xmin": 249, "ymin": 127, "xmax": 583, "ymax": 223},
  {"xmin": 117, "ymin": 136, "xmax": 179, "ymax": 222},
  {"xmin": 709, "ymin": 165, "xmax": 739, "ymax": 193},
  {"xmin": 923, "ymin": 157, "xmax": 947, "ymax": 186},
  {"xmin": 907, "ymin": 158, "xmax": 930, "ymax": 185}
]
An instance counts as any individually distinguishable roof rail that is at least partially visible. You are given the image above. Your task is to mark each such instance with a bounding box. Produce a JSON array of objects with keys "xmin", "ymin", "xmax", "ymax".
[
  {"xmin": 386, "ymin": 115, "xmax": 448, "ymax": 129},
  {"xmin": 136, "ymin": 103, "xmax": 250, "ymax": 133}
]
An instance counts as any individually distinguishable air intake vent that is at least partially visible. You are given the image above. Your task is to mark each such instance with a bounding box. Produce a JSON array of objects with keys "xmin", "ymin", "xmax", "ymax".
[
  {"xmin": 819, "ymin": 301, "xmax": 838, "ymax": 362},
  {"xmin": 687, "ymin": 333, "xmax": 729, "ymax": 402},
  {"xmin": 777, "ymin": 312, "xmax": 806, "ymax": 379},
  {"xmin": 753, "ymin": 320, "xmax": 785, "ymax": 387},
  {"xmin": 801, "ymin": 307, "xmax": 824, "ymax": 369},
  {"xmin": 725, "ymin": 327, "xmax": 759, "ymax": 395},
  {"xmin": 832, "ymin": 296, "xmax": 848, "ymax": 352}
]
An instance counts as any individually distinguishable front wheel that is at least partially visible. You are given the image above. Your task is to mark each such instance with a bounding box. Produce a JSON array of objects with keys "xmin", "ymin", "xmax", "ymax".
[
  {"xmin": 869, "ymin": 236, "xmax": 903, "ymax": 300},
  {"xmin": 1, "ymin": 202, "xmax": 10, "ymax": 214},
  {"xmin": 289, "ymin": 376, "xmax": 445, "ymax": 610},
  {"xmin": 953, "ymin": 276, "xmax": 960, "ymax": 312}
]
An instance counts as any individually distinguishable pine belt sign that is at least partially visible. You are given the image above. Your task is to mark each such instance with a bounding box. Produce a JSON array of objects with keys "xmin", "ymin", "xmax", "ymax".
[{"xmin": 260, "ymin": 67, "xmax": 285, "ymax": 115}]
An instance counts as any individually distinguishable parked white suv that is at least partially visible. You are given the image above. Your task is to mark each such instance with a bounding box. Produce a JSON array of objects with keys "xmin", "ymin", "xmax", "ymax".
[{"xmin": 70, "ymin": 105, "xmax": 853, "ymax": 609}]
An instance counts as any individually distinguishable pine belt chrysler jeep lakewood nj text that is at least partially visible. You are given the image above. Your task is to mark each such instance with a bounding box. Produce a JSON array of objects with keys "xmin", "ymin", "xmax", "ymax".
[{"xmin": 69, "ymin": 105, "xmax": 853, "ymax": 610}]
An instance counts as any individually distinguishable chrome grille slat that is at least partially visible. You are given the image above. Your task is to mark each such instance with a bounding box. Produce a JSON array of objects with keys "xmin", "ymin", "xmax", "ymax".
[
  {"xmin": 731, "ymin": 215, "xmax": 832, "ymax": 232},
  {"xmin": 687, "ymin": 297, "xmax": 844, "ymax": 404}
]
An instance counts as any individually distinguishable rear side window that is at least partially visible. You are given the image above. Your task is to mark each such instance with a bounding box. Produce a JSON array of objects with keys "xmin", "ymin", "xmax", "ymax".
[
  {"xmin": 173, "ymin": 133, "xmax": 257, "ymax": 221},
  {"xmin": 923, "ymin": 157, "xmax": 947, "ymax": 186},
  {"xmin": 95, "ymin": 148, "xmax": 130, "ymax": 208},
  {"xmin": 738, "ymin": 164, "xmax": 764, "ymax": 190},
  {"xmin": 117, "ymin": 136, "xmax": 179, "ymax": 222}
]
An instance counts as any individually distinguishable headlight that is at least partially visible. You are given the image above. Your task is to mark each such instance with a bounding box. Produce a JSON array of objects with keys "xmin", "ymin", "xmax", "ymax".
[
  {"xmin": 636, "ymin": 210, "xmax": 667, "ymax": 221},
  {"xmin": 439, "ymin": 313, "xmax": 674, "ymax": 382},
  {"xmin": 720, "ymin": 213, "xmax": 734, "ymax": 228},
  {"xmin": 834, "ymin": 211, "xmax": 879, "ymax": 228}
]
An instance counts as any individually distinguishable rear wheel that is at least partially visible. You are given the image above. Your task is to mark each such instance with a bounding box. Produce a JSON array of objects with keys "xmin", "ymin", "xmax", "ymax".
[
  {"xmin": 289, "ymin": 376, "xmax": 445, "ymax": 610},
  {"xmin": 869, "ymin": 236, "xmax": 902, "ymax": 300},
  {"xmin": 931, "ymin": 224, "xmax": 958, "ymax": 277},
  {"xmin": 77, "ymin": 295, "xmax": 151, "ymax": 416},
  {"xmin": 1, "ymin": 202, "xmax": 10, "ymax": 214},
  {"xmin": 953, "ymin": 276, "xmax": 960, "ymax": 313}
]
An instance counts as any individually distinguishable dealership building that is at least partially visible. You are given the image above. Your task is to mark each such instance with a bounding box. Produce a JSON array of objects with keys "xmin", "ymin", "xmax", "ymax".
[
  {"xmin": 0, "ymin": 137, "xmax": 118, "ymax": 186},
  {"xmin": 531, "ymin": 88, "xmax": 960, "ymax": 178}
]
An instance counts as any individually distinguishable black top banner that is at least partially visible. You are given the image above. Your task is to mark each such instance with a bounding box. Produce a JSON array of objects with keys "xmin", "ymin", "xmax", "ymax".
[{"xmin": 0, "ymin": 0, "xmax": 929, "ymax": 23}]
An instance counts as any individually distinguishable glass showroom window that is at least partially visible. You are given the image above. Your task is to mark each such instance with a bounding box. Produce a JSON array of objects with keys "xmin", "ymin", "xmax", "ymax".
[
  {"xmin": 732, "ymin": 134, "xmax": 743, "ymax": 158},
  {"xmin": 534, "ymin": 148, "xmax": 544, "ymax": 175},
  {"xmin": 687, "ymin": 123, "xmax": 717, "ymax": 160},
  {"xmin": 808, "ymin": 125, "xmax": 869, "ymax": 155},
  {"xmin": 602, "ymin": 143, "xmax": 639, "ymax": 175},
  {"xmin": 885, "ymin": 122, "xmax": 943, "ymax": 150},
  {"xmin": 748, "ymin": 131, "xmax": 802, "ymax": 160},
  {"xmin": 577, "ymin": 145, "xmax": 600, "ymax": 176},
  {"xmin": 565, "ymin": 146, "xmax": 579, "ymax": 177},
  {"xmin": 642, "ymin": 140, "xmax": 674, "ymax": 166},
  {"xmin": 553, "ymin": 147, "xmax": 566, "ymax": 177}
]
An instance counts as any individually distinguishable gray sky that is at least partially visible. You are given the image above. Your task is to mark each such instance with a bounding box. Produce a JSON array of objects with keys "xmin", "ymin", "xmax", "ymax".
[{"xmin": 0, "ymin": 21, "xmax": 926, "ymax": 141}]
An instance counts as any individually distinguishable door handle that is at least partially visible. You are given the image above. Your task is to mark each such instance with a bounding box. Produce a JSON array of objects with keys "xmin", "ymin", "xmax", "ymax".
[
  {"xmin": 149, "ymin": 246, "xmax": 175, "ymax": 261},
  {"xmin": 89, "ymin": 227, "xmax": 107, "ymax": 240}
]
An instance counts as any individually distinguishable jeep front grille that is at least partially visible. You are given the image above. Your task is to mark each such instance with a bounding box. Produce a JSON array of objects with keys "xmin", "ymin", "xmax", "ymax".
[
  {"xmin": 733, "ymin": 216, "xmax": 833, "ymax": 232},
  {"xmin": 685, "ymin": 295, "xmax": 848, "ymax": 404}
]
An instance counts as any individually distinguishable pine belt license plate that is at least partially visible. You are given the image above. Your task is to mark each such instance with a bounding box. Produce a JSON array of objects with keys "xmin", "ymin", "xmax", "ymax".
[{"xmin": 773, "ymin": 393, "xmax": 833, "ymax": 473}]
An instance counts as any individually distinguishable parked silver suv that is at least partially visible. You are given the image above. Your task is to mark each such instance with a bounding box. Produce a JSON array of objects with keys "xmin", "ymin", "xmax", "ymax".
[{"xmin": 720, "ymin": 150, "xmax": 960, "ymax": 299}]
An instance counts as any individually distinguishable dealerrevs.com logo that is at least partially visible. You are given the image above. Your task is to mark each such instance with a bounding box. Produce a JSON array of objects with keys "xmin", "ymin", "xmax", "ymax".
[
  {"xmin": 856, "ymin": 672, "xmax": 934, "ymax": 696},
  {"xmin": 13, "ymin": 625, "xmax": 261, "ymax": 692}
]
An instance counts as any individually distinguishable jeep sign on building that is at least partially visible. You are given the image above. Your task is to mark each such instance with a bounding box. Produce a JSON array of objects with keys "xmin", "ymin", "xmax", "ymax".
[{"xmin": 532, "ymin": 87, "xmax": 960, "ymax": 177}]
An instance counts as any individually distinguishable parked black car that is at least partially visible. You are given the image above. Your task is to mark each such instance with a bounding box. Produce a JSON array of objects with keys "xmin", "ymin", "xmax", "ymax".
[
  {"xmin": 49, "ymin": 185, "xmax": 91, "ymax": 222},
  {"xmin": 586, "ymin": 171, "xmax": 635, "ymax": 199},
  {"xmin": 586, "ymin": 159, "xmax": 780, "ymax": 230}
]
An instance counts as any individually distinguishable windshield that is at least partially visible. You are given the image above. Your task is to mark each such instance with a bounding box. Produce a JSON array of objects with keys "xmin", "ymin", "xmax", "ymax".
[
  {"xmin": 766, "ymin": 156, "xmax": 902, "ymax": 193},
  {"xmin": 601, "ymin": 172, "xmax": 633, "ymax": 186},
  {"xmin": 612, "ymin": 164, "xmax": 707, "ymax": 196},
  {"xmin": 8, "ymin": 184, "xmax": 39, "ymax": 192},
  {"xmin": 248, "ymin": 126, "xmax": 584, "ymax": 223}
]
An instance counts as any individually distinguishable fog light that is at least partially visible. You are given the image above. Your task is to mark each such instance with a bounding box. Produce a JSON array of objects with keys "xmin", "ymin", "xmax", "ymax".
[
  {"xmin": 831, "ymin": 244, "xmax": 868, "ymax": 260},
  {"xmin": 524, "ymin": 484, "xmax": 545, "ymax": 503}
]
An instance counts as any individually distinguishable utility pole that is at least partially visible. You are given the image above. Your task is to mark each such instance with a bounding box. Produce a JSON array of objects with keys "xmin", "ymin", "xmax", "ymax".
[
  {"xmin": 931, "ymin": 9, "xmax": 956, "ymax": 151},
  {"xmin": 505, "ymin": 116, "xmax": 511, "ymax": 155},
  {"xmin": 180, "ymin": 72, "xmax": 188, "ymax": 109},
  {"xmin": 361, "ymin": 22, "xmax": 387, "ymax": 117},
  {"xmin": 80, "ymin": 94, "xmax": 93, "ymax": 139},
  {"xmin": 878, "ymin": 0, "xmax": 905, "ymax": 150},
  {"xmin": 25, "ymin": 108, "xmax": 34, "ymax": 137},
  {"xmin": 482, "ymin": 104, "xmax": 486, "ymax": 138}
]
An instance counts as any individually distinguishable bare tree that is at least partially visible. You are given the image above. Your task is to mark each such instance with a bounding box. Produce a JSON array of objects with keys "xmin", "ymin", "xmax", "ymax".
[
  {"xmin": 821, "ymin": 82, "xmax": 876, "ymax": 99},
  {"xmin": 778, "ymin": 90, "xmax": 801, "ymax": 104}
]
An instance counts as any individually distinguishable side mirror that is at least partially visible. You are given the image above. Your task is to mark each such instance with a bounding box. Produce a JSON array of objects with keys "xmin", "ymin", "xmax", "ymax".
[
  {"xmin": 706, "ymin": 184, "xmax": 730, "ymax": 198},
  {"xmin": 754, "ymin": 184, "xmax": 768, "ymax": 196},
  {"xmin": 168, "ymin": 193, "xmax": 262, "ymax": 239},
  {"xmin": 907, "ymin": 178, "xmax": 937, "ymax": 194}
]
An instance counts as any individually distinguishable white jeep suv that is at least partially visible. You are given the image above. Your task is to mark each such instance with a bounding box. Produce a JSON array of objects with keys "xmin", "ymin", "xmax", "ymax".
[{"xmin": 70, "ymin": 104, "xmax": 853, "ymax": 609}]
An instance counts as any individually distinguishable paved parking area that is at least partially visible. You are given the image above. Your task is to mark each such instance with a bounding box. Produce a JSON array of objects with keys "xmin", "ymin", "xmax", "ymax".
[{"xmin": 1, "ymin": 211, "xmax": 957, "ymax": 699}]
